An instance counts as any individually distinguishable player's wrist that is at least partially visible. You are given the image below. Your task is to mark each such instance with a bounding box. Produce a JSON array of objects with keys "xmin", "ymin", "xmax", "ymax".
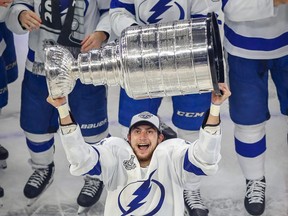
[
  {"xmin": 57, "ymin": 103, "xmax": 70, "ymax": 119},
  {"xmin": 210, "ymin": 103, "xmax": 220, "ymax": 117}
]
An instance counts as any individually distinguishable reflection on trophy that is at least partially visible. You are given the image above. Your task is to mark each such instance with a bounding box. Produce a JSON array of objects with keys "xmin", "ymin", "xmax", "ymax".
[{"xmin": 45, "ymin": 12, "xmax": 224, "ymax": 99}]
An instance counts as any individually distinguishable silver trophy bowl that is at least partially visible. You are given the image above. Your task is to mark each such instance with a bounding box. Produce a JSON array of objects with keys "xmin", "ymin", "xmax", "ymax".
[{"xmin": 45, "ymin": 12, "xmax": 224, "ymax": 99}]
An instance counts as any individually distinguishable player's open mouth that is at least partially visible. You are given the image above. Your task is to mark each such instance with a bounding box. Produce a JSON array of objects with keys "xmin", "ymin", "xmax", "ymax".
[{"xmin": 138, "ymin": 144, "xmax": 149, "ymax": 150}]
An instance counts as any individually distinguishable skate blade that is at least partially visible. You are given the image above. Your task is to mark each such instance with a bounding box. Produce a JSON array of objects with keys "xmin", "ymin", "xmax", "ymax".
[
  {"xmin": 25, "ymin": 202, "xmax": 41, "ymax": 216},
  {"xmin": 0, "ymin": 160, "xmax": 7, "ymax": 169},
  {"xmin": 184, "ymin": 208, "xmax": 189, "ymax": 216},
  {"xmin": 78, "ymin": 206, "xmax": 91, "ymax": 215},
  {"xmin": 26, "ymin": 197, "xmax": 39, "ymax": 207},
  {"xmin": 26, "ymin": 178, "xmax": 54, "ymax": 207}
]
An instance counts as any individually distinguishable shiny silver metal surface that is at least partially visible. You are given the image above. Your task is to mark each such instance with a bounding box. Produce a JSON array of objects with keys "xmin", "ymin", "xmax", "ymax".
[{"xmin": 45, "ymin": 13, "xmax": 223, "ymax": 99}]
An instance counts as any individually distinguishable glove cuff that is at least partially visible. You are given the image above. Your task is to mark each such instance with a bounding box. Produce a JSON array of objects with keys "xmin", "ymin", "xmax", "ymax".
[
  {"xmin": 210, "ymin": 103, "xmax": 220, "ymax": 116},
  {"xmin": 57, "ymin": 103, "xmax": 70, "ymax": 119}
]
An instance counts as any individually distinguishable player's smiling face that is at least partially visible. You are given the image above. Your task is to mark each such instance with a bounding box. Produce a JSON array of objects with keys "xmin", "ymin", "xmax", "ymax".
[{"xmin": 128, "ymin": 124, "xmax": 164, "ymax": 167}]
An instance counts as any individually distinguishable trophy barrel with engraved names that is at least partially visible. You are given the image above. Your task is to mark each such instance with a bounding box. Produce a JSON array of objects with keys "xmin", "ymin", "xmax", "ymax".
[{"xmin": 45, "ymin": 12, "xmax": 224, "ymax": 99}]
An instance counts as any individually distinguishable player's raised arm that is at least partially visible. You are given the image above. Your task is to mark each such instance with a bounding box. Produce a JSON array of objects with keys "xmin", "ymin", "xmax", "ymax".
[
  {"xmin": 46, "ymin": 96, "xmax": 99, "ymax": 176},
  {"xmin": 184, "ymin": 83, "xmax": 231, "ymax": 175}
]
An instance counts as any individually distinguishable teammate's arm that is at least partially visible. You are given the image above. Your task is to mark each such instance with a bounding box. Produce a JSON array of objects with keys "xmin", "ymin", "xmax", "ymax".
[
  {"xmin": 0, "ymin": 0, "xmax": 12, "ymax": 7},
  {"xmin": 81, "ymin": 0, "xmax": 111, "ymax": 52},
  {"xmin": 222, "ymin": 0, "xmax": 276, "ymax": 22},
  {"xmin": 274, "ymin": 0, "xmax": 288, "ymax": 7},
  {"xmin": 190, "ymin": 0, "xmax": 221, "ymax": 18},
  {"xmin": 109, "ymin": 0, "xmax": 138, "ymax": 37},
  {"xmin": 0, "ymin": 0, "xmax": 11, "ymax": 21},
  {"xmin": 5, "ymin": 0, "xmax": 40, "ymax": 34}
]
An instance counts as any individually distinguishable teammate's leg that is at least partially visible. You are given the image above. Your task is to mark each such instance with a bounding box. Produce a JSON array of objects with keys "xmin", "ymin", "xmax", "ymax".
[
  {"xmin": 0, "ymin": 57, "xmax": 7, "ymax": 113},
  {"xmin": 270, "ymin": 55, "xmax": 288, "ymax": 145},
  {"xmin": 20, "ymin": 70, "xmax": 58, "ymax": 206},
  {"xmin": 227, "ymin": 53, "xmax": 270, "ymax": 215},
  {"xmin": 23, "ymin": 132, "xmax": 55, "ymax": 206},
  {"xmin": 1, "ymin": 23, "xmax": 18, "ymax": 84},
  {"xmin": 0, "ymin": 30, "xmax": 7, "ymax": 112}
]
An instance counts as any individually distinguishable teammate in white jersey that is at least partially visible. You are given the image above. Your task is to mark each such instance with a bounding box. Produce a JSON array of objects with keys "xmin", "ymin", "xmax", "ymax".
[
  {"xmin": 0, "ymin": 0, "xmax": 18, "ymax": 120},
  {"xmin": 222, "ymin": 0, "xmax": 288, "ymax": 215},
  {"xmin": 6, "ymin": 0, "xmax": 111, "ymax": 212},
  {"xmin": 0, "ymin": 0, "xmax": 18, "ymax": 206},
  {"xmin": 109, "ymin": 0, "xmax": 222, "ymax": 215},
  {"xmin": 47, "ymin": 83, "xmax": 230, "ymax": 216}
]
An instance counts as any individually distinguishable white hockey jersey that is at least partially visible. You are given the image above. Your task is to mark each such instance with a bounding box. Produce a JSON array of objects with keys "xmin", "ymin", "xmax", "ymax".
[
  {"xmin": 59, "ymin": 126, "xmax": 222, "ymax": 215},
  {"xmin": 0, "ymin": 4, "xmax": 10, "ymax": 22},
  {"xmin": 0, "ymin": 5, "xmax": 10, "ymax": 55},
  {"xmin": 6, "ymin": 0, "xmax": 111, "ymax": 75},
  {"xmin": 110, "ymin": 0, "xmax": 221, "ymax": 37},
  {"xmin": 222, "ymin": 0, "xmax": 288, "ymax": 59},
  {"xmin": 0, "ymin": 2, "xmax": 10, "ymax": 52}
]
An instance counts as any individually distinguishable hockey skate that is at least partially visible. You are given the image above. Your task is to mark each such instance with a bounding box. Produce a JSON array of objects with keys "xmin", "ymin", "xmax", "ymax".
[
  {"xmin": 184, "ymin": 189, "xmax": 209, "ymax": 216},
  {"xmin": 24, "ymin": 162, "xmax": 55, "ymax": 206},
  {"xmin": 77, "ymin": 176, "xmax": 103, "ymax": 215},
  {"xmin": 244, "ymin": 177, "xmax": 266, "ymax": 216},
  {"xmin": 0, "ymin": 145, "xmax": 9, "ymax": 169},
  {"xmin": 0, "ymin": 186, "xmax": 3, "ymax": 208}
]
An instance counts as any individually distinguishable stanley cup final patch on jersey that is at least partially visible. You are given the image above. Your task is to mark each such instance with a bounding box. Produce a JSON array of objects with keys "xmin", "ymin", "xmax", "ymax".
[{"xmin": 123, "ymin": 155, "xmax": 136, "ymax": 170}]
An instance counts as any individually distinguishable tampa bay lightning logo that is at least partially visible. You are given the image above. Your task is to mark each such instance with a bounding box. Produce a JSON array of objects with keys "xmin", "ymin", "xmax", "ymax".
[
  {"xmin": 138, "ymin": 0, "xmax": 185, "ymax": 24},
  {"xmin": 118, "ymin": 170, "xmax": 165, "ymax": 215},
  {"xmin": 138, "ymin": 112, "xmax": 154, "ymax": 120}
]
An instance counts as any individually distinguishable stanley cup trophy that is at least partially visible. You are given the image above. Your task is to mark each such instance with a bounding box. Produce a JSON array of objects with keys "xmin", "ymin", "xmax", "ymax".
[{"xmin": 45, "ymin": 12, "xmax": 224, "ymax": 99}]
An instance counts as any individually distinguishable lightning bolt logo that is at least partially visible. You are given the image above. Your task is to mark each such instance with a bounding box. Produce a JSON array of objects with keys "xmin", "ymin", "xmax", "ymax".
[
  {"xmin": 118, "ymin": 169, "xmax": 165, "ymax": 215},
  {"xmin": 124, "ymin": 172, "xmax": 153, "ymax": 214},
  {"xmin": 148, "ymin": 0, "xmax": 172, "ymax": 23}
]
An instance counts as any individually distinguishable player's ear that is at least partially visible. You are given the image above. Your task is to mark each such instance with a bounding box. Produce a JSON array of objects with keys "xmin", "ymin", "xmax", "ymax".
[
  {"xmin": 158, "ymin": 133, "xmax": 164, "ymax": 143},
  {"xmin": 127, "ymin": 134, "xmax": 131, "ymax": 142}
]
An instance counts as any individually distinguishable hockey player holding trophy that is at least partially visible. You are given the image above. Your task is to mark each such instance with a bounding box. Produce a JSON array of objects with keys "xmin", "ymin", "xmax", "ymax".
[
  {"xmin": 44, "ymin": 11, "xmax": 227, "ymax": 215},
  {"xmin": 109, "ymin": 1, "xmax": 223, "ymax": 214},
  {"xmin": 46, "ymin": 84, "xmax": 230, "ymax": 215}
]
